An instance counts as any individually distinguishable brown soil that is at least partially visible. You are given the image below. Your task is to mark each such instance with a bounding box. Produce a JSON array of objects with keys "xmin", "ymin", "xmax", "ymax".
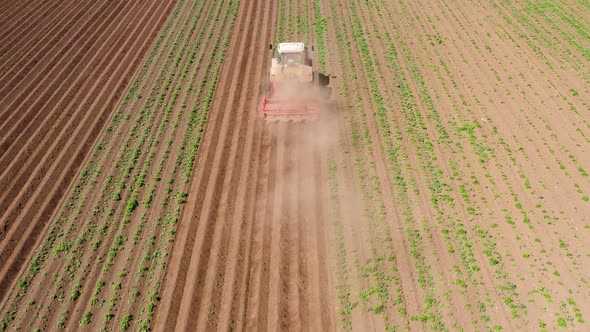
[
  {"xmin": 315, "ymin": 0, "xmax": 590, "ymax": 329},
  {"xmin": 0, "ymin": 0, "xmax": 177, "ymax": 303},
  {"xmin": 154, "ymin": 0, "xmax": 336, "ymax": 329},
  {"xmin": 2, "ymin": 0, "xmax": 590, "ymax": 330},
  {"xmin": 0, "ymin": 0, "xmax": 277, "ymax": 330}
]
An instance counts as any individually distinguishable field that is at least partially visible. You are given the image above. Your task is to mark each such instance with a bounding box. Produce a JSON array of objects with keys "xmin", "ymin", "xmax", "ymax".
[
  {"xmin": 1, "ymin": 0, "xmax": 590, "ymax": 330},
  {"xmin": 0, "ymin": 0, "xmax": 176, "ymax": 313}
]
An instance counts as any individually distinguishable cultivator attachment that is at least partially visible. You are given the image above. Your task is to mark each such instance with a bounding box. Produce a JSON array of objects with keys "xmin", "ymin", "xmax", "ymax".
[
  {"xmin": 262, "ymin": 42, "xmax": 331, "ymax": 122},
  {"xmin": 262, "ymin": 98, "xmax": 320, "ymax": 122}
]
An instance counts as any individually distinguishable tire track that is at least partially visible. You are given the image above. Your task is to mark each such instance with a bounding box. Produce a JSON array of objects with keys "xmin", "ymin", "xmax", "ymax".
[
  {"xmin": 316, "ymin": 148, "xmax": 337, "ymax": 330},
  {"xmin": 300, "ymin": 124, "xmax": 326, "ymax": 331},
  {"xmin": 255, "ymin": 126, "xmax": 278, "ymax": 331},
  {"xmin": 226, "ymin": 119, "xmax": 265, "ymax": 330},
  {"xmin": 330, "ymin": 126, "xmax": 383, "ymax": 330},
  {"xmin": 242, "ymin": 125, "xmax": 274, "ymax": 331},
  {"xmin": 266, "ymin": 123, "xmax": 289, "ymax": 332},
  {"xmin": 289, "ymin": 124, "xmax": 304, "ymax": 330}
]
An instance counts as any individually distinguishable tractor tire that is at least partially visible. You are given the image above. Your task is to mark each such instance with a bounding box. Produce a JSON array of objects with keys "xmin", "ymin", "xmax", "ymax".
[
  {"xmin": 264, "ymin": 72, "xmax": 270, "ymax": 98},
  {"xmin": 314, "ymin": 70, "xmax": 320, "ymax": 89}
]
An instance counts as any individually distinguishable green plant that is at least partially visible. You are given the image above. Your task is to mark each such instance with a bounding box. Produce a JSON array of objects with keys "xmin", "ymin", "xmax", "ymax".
[
  {"xmin": 81, "ymin": 311, "xmax": 92, "ymax": 325},
  {"xmin": 120, "ymin": 315, "xmax": 133, "ymax": 331},
  {"xmin": 171, "ymin": 187, "xmax": 183, "ymax": 200},
  {"xmin": 104, "ymin": 313, "xmax": 114, "ymax": 324},
  {"xmin": 70, "ymin": 290, "xmax": 81, "ymax": 301}
]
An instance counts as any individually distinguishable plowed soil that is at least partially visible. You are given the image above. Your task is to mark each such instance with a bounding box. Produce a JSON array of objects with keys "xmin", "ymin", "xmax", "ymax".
[
  {"xmin": 1, "ymin": 0, "xmax": 250, "ymax": 329},
  {"xmin": 154, "ymin": 0, "xmax": 336, "ymax": 329},
  {"xmin": 0, "ymin": 0, "xmax": 176, "ymax": 302},
  {"xmin": 2, "ymin": 0, "xmax": 590, "ymax": 330}
]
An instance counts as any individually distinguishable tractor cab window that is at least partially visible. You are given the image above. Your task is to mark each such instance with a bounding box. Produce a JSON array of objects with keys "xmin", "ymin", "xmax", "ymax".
[{"xmin": 279, "ymin": 52, "xmax": 304, "ymax": 65}]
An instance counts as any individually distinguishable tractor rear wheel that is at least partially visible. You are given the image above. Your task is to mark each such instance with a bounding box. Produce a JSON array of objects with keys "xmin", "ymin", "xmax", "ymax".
[
  {"xmin": 264, "ymin": 72, "xmax": 270, "ymax": 97},
  {"xmin": 314, "ymin": 70, "xmax": 320, "ymax": 92}
]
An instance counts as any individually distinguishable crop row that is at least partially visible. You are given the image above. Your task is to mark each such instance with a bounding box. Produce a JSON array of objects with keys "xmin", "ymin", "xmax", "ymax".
[
  {"xmin": 0, "ymin": 0, "xmax": 241, "ymax": 330},
  {"xmin": 394, "ymin": 0, "xmax": 589, "ymax": 329},
  {"xmin": 312, "ymin": 0, "xmax": 590, "ymax": 329},
  {"xmin": 317, "ymin": 0, "xmax": 590, "ymax": 329}
]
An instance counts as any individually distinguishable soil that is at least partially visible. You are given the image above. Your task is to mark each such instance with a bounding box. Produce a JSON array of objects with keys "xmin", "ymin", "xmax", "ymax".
[
  {"xmin": 0, "ymin": 0, "xmax": 177, "ymax": 304},
  {"xmin": 154, "ymin": 0, "xmax": 336, "ymax": 329},
  {"xmin": 1, "ymin": 0, "xmax": 590, "ymax": 330}
]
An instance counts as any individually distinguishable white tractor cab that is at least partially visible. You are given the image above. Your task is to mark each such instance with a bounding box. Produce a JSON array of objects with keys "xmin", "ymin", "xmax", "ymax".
[
  {"xmin": 268, "ymin": 42, "xmax": 314, "ymax": 84},
  {"xmin": 276, "ymin": 42, "xmax": 310, "ymax": 63}
]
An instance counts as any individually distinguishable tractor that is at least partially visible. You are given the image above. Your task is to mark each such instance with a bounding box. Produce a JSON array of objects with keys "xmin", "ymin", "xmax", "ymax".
[{"xmin": 262, "ymin": 42, "xmax": 328, "ymax": 121}]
